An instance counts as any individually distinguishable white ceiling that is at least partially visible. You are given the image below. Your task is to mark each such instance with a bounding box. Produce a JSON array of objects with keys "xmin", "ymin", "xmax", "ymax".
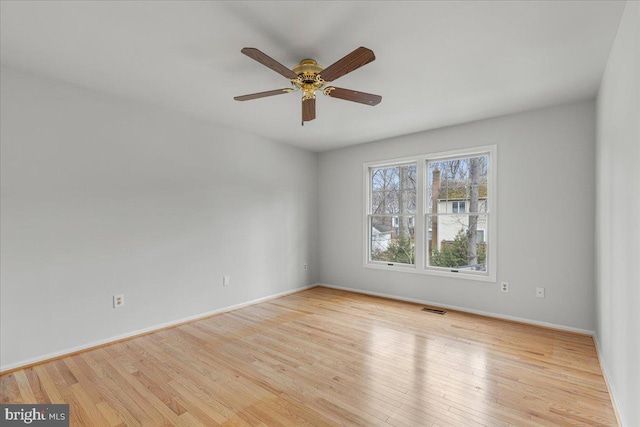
[{"xmin": 0, "ymin": 1, "xmax": 626, "ymax": 152}]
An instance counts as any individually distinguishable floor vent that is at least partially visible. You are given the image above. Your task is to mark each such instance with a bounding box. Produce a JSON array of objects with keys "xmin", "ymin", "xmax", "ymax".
[{"xmin": 421, "ymin": 307, "xmax": 446, "ymax": 315}]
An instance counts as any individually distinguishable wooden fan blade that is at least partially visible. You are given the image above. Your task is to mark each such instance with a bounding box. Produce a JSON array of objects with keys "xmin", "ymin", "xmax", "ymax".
[
  {"xmin": 241, "ymin": 48, "xmax": 298, "ymax": 79},
  {"xmin": 319, "ymin": 47, "xmax": 376, "ymax": 82},
  {"xmin": 234, "ymin": 88, "xmax": 293, "ymax": 101},
  {"xmin": 326, "ymin": 87, "xmax": 382, "ymax": 106},
  {"xmin": 302, "ymin": 97, "xmax": 316, "ymax": 122}
]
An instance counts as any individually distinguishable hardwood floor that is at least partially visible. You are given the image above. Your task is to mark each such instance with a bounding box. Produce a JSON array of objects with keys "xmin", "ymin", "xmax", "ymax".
[{"xmin": 1, "ymin": 287, "xmax": 617, "ymax": 426}]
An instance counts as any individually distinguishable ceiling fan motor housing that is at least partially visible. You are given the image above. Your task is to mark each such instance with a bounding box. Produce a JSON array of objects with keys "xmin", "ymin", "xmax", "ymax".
[
  {"xmin": 292, "ymin": 59, "xmax": 327, "ymax": 100},
  {"xmin": 292, "ymin": 59, "xmax": 323, "ymax": 76}
]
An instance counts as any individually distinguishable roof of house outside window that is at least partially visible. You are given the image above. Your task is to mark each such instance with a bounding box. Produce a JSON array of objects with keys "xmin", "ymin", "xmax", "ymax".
[{"xmin": 437, "ymin": 182, "xmax": 487, "ymax": 200}]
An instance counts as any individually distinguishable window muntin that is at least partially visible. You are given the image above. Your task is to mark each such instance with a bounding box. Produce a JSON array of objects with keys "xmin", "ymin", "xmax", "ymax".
[{"xmin": 368, "ymin": 163, "xmax": 416, "ymax": 266}]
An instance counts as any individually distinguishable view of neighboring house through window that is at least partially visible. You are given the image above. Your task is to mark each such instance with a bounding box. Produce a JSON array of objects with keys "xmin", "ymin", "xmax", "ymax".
[
  {"xmin": 427, "ymin": 154, "xmax": 489, "ymax": 273},
  {"xmin": 368, "ymin": 162, "xmax": 417, "ymax": 265},
  {"xmin": 365, "ymin": 145, "xmax": 495, "ymax": 281}
]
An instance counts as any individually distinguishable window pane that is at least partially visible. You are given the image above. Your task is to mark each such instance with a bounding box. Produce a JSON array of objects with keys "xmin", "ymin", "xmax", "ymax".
[
  {"xmin": 427, "ymin": 214, "xmax": 488, "ymax": 272},
  {"xmin": 371, "ymin": 164, "xmax": 416, "ymax": 214},
  {"xmin": 428, "ymin": 155, "xmax": 488, "ymax": 213},
  {"xmin": 370, "ymin": 215, "xmax": 416, "ymax": 265}
]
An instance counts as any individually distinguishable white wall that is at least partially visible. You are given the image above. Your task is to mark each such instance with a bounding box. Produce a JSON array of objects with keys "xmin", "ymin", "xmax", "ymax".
[
  {"xmin": 319, "ymin": 100, "xmax": 596, "ymax": 331},
  {"xmin": 596, "ymin": 2, "xmax": 639, "ymax": 426},
  {"xmin": 0, "ymin": 66, "xmax": 318, "ymax": 370}
]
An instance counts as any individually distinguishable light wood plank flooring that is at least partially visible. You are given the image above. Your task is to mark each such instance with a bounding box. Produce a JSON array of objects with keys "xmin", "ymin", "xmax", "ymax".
[{"xmin": 1, "ymin": 287, "xmax": 617, "ymax": 426}]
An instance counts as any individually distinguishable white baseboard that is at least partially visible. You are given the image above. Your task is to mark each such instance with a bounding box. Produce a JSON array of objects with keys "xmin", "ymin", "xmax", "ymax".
[
  {"xmin": 594, "ymin": 335, "xmax": 625, "ymax": 427},
  {"xmin": 0, "ymin": 284, "xmax": 316, "ymax": 373},
  {"xmin": 317, "ymin": 283, "xmax": 595, "ymax": 336}
]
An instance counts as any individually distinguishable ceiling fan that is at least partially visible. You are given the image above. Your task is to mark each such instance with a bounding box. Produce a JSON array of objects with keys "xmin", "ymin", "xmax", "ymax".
[{"xmin": 234, "ymin": 47, "xmax": 382, "ymax": 125}]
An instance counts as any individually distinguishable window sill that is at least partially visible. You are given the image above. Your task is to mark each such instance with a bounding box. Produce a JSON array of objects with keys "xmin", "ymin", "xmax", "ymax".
[{"xmin": 364, "ymin": 262, "xmax": 496, "ymax": 282}]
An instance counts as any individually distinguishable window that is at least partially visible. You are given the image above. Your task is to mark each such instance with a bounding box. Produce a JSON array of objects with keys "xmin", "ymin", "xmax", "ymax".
[
  {"xmin": 365, "ymin": 146, "xmax": 496, "ymax": 281},
  {"xmin": 427, "ymin": 153, "xmax": 489, "ymax": 274},
  {"xmin": 452, "ymin": 201, "xmax": 466, "ymax": 213},
  {"xmin": 367, "ymin": 162, "xmax": 416, "ymax": 266}
]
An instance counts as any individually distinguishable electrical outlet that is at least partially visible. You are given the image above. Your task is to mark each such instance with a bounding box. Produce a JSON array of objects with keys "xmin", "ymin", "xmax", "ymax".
[
  {"xmin": 536, "ymin": 287, "xmax": 545, "ymax": 298},
  {"xmin": 303, "ymin": 263, "xmax": 308, "ymax": 271},
  {"xmin": 113, "ymin": 294, "xmax": 124, "ymax": 308},
  {"xmin": 223, "ymin": 275, "xmax": 230, "ymax": 286},
  {"xmin": 501, "ymin": 282, "xmax": 509, "ymax": 293}
]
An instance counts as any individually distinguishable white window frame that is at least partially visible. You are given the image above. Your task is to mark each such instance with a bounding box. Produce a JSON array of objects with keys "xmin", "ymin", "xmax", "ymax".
[
  {"xmin": 365, "ymin": 159, "xmax": 418, "ymax": 269},
  {"xmin": 364, "ymin": 145, "xmax": 497, "ymax": 282}
]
